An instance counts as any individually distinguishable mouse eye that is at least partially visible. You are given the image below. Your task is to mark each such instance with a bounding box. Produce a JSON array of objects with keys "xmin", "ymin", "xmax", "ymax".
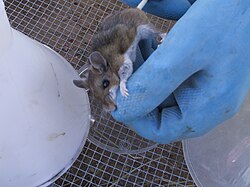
[{"xmin": 102, "ymin": 79, "xmax": 110, "ymax": 89}]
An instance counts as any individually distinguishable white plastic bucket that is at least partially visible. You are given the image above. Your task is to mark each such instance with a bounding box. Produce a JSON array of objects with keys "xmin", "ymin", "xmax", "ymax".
[{"xmin": 0, "ymin": 1, "xmax": 90, "ymax": 186}]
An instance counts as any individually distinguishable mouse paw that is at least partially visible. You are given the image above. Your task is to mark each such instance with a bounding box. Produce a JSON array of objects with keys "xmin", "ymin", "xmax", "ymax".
[
  {"xmin": 157, "ymin": 33, "xmax": 167, "ymax": 47},
  {"xmin": 120, "ymin": 81, "xmax": 129, "ymax": 97}
]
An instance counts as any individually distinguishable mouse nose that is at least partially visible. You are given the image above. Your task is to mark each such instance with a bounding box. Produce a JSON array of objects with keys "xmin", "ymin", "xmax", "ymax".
[{"xmin": 103, "ymin": 104, "xmax": 116, "ymax": 112}]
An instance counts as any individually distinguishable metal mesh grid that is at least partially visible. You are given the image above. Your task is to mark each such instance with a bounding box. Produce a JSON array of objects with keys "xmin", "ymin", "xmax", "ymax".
[
  {"xmin": 3, "ymin": 0, "xmax": 196, "ymax": 186},
  {"xmin": 53, "ymin": 141, "xmax": 194, "ymax": 187}
]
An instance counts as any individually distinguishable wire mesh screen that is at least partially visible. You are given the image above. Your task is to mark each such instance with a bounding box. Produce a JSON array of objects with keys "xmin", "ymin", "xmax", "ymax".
[{"xmin": 4, "ymin": 0, "xmax": 196, "ymax": 186}]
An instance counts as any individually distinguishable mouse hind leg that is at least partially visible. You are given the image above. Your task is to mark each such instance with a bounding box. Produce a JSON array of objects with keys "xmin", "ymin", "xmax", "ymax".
[
  {"xmin": 126, "ymin": 24, "xmax": 159, "ymax": 62},
  {"xmin": 117, "ymin": 24, "xmax": 164, "ymax": 97},
  {"xmin": 137, "ymin": 24, "xmax": 166, "ymax": 47},
  {"xmin": 157, "ymin": 32, "xmax": 167, "ymax": 47},
  {"xmin": 137, "ymin": 24, "xmax": 159, "ymax": 40}
]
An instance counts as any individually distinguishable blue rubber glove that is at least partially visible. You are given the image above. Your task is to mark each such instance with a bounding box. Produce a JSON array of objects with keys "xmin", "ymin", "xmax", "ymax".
[
  {"xmin": 120, "ymin": 0, "xmax": 196, "ymax": 20},
  {"xmin": 112, "ymin": 0, "xmax": 250, "ymax": 144}
]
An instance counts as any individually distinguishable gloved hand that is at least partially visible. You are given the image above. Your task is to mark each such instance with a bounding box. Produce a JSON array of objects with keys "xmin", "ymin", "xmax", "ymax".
[
  {"xmin": 112, "ymin": 0, "xmax": 250, "ymax": 144},
  {"xmin": 120, "ymin": 0, "xmax": 196, "ymax": 20}
]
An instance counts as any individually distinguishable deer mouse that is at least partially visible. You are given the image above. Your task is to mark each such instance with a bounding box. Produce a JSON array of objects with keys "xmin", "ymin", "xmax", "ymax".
[{"xmin": 73, "ymin": 8, "xmax": 162, "ymax": 112}]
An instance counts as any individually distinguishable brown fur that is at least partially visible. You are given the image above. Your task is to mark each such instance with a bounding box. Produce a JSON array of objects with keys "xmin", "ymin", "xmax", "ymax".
[{"xmin": 74, "ymin": 8, "xmax": 153, "ymax": 111}]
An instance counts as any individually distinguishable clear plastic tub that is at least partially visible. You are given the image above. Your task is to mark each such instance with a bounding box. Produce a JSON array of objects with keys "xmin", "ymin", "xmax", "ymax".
[{"xmin": 183, "ymin": 93, "xmax": 250, "ymax": 187}]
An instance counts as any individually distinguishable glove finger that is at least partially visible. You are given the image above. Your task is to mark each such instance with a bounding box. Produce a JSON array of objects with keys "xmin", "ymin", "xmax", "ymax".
[
  {"xmin": 120, "ymin": 0, "xmax": 191, "ymax": 20},
  {"xmin": 188, "ymin": 0, "xmax": 196, "ymax": 4},
  {"xmin": 125, "ymin": 106, "xmax": 187, "ymax": 144},
  {"xmin": 120, "ymin": 0, "xmax": 141, "ymax": 7},
  {"xmin": 133, "ymin": 45, "xmax": 145, "ymax": 72},
  {"xmin": 133, "ymin": 37, "xmax": 157, "ymax": 72},
  {"xmin": 134, "ymin": 37, "xmax": 177, "ymax": 108},
  {"xmin": 158, "ymin": 93, "xmax": 177, "ymax": 109},
  {"xmin": 143, "ymin": 0, "xmax": 191, "ymax": 20},
  {"xmin": 138, "ymin": 37, "xmax": 158, "ymax": 60}
]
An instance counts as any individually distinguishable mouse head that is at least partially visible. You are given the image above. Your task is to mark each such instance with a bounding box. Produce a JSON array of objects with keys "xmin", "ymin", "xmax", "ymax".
[{"xmin": 73, "ymin": 51, "xmax": 119, "ymax": 112}]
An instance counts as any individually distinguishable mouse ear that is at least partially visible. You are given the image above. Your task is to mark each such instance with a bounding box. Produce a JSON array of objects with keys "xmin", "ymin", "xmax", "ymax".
[
  {"xmin": 73, "ymin": 79, "xmax": 89, "ymax": 89},
  {"xmin": 89, "ymin": 51, "xmax": 107, "ymax": 74}
]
